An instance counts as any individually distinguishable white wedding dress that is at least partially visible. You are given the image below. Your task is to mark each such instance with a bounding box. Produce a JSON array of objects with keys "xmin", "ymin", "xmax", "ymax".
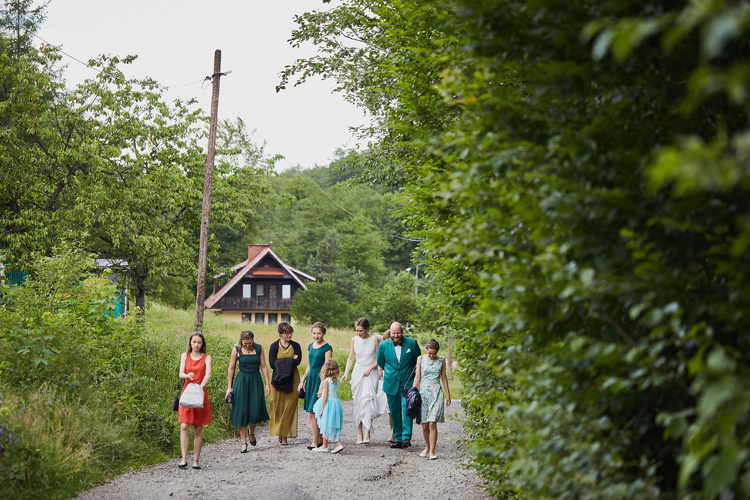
[{"xmin": 351, "ymin": 335, "xmax": 386, "ymax": 434}]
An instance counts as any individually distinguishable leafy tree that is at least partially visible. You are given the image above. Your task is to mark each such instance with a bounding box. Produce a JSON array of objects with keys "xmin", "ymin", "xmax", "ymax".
[
  {"xmin": 1, "ymin": 47, "xmax": 274, "ymax": 317},
  {"xmin": 290, "ymin": 280, "xmax": 351, "ymax": 327},
  {"xmin": 305, "ymin": 228, "xmax": 364, "ymax": 302},
  {"xmin": 364, "ymin": 270, "xmax": 418, "ymax": 329},
  {"xmin": 157, "ymin": 117, "xmax": 274, "ymax": 308},
  {"xmin": 283, "ymin": 0, "xmax": 750, "ymax": 498}
]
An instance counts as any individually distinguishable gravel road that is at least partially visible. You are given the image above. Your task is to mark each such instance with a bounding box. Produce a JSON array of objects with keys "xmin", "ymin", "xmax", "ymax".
[{"xmin": 74, "ymin": 400, "xmax": 491, "ymax": 500}]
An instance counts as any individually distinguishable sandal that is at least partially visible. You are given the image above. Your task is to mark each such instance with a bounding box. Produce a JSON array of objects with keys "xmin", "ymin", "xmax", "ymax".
[
  {"xmin": 240, "ymin": 442, "xmax": 248, "ymax": 453},
  {"xmin": 249, "ymin": 434, "xmax": 256, "ymax": 447}
]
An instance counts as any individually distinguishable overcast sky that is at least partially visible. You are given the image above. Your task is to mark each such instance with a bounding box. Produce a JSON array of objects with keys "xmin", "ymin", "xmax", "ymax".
[{"xmin": 36, "ymin": 0, "xmax": 367, "ymax": 169}]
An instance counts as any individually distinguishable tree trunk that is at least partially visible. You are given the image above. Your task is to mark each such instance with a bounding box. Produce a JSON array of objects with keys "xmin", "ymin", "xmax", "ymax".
[{"xmin": 133, "ymin": 270, "xmax": 148, "ymax": 321}]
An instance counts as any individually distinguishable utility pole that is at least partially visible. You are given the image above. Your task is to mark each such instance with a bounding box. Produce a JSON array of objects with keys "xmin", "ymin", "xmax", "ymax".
[
  {"xmin": 415, "ymin": 263, "xmax": 420, "ymax": 299},
  {"xmin": 194, "ymin": 49, "xmax": 223, "ymax": 332}
]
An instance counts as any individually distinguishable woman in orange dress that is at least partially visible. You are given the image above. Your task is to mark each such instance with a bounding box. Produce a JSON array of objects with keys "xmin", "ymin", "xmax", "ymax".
[{"xmin": 178, "ymin": 331, "xmax": 212, "ymax": 469}]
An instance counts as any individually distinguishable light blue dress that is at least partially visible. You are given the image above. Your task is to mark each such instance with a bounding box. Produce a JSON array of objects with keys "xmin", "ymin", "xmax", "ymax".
[
  {"xmin": 313, "ymin": 378, "xmax": 343, "ymax": 441},
  {"xmin": 419, "ymin": 356, "xmax": 445, "ymax": 423}
]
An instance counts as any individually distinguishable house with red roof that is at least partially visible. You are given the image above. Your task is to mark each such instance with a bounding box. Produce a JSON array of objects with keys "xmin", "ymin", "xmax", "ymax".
[{"xmin": 205, "ymin": 244, "xmax": 315, "ymax": 325}]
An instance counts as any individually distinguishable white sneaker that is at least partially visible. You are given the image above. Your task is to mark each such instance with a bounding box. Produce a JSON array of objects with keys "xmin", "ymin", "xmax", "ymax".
[
  {"xmin": 428, "ymin": 455, "xmax": 438, "ymax": 460},
  {"xmin": 313, "ymin": 447, "xmax": 329, "ymax": 452},
  {"xmin": 330, "ymin": 444, "xmax": 344, "ymax": 454}
]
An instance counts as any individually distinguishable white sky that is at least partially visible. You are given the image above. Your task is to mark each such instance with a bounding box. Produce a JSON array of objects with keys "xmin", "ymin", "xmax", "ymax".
[{"xmin": 36, "ymin": 0, "xmax": 367, "ymax": 169}]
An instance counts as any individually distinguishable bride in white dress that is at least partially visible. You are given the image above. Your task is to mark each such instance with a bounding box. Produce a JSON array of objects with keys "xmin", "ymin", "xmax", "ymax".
[{"xmin": 342, "ymin": 317, "xmax": 386, "ymax": 443}]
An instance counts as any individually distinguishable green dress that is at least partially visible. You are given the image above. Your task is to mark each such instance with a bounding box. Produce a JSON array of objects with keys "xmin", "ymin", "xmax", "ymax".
[
  {"xmin": 230, "ymin": 344, "xmax": 270, "ymax": 426},
  {"xmin": 303, "ymin": 342, "xmax": 333, "ymax": 412}
]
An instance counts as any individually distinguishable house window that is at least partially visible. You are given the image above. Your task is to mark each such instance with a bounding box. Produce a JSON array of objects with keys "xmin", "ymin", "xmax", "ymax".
[
  {"xmin": 255, "ymin": 313, "xmax": 265, "ymax": 324},
  {"xmin": 242, "ymin": 313, "xmax": 252, "ymax": 323},
  {"xmin": 242, "ymin": 284, "xmax": 252, "ymax": 299},
  {"xmin": 281, "ymin": 313, "xmax": 291, "ymax": 323},
  {"xmin": 281, "ymin": 284, "xmax": 291, "ymax": 299},
  {"xmin": 269, "ymin": 284, "xmax": 277, "ymax": 298},
  {"xmin": 268, "ymin": 313, "xmax": 278, "ymax": 324},
  {"xmin": 256, "ymin": 284, "xmax": 265, "ymax": 297}
]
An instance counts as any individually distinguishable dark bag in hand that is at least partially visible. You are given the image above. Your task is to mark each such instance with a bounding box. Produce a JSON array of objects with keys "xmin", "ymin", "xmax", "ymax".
[
  {"xmin": 172, "ymin": 394, "xmax": 180, "ymax": 412},
  {"xmin": 226, "ymin": 345, "xmax": 239, "ymax": 404},
  {"xmin": 298, "ymin": 387, "xmax": 306, "ymax": 399}
]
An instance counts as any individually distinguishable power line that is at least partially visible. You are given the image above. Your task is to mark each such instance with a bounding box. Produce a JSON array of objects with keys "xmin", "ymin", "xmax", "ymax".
[
  {"xmin": 295, "ymin": 171, "xmax": 423, "ymax": 243},
  {"xmin": 33, "ymin": 34, "xmax": 207, "ymax": 90}
]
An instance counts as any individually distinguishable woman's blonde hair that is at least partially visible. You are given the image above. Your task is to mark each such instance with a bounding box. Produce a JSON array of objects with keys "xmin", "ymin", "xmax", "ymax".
[{"xmin": 319, "ymin": 358, "xmax": 340, "ymax": 384}]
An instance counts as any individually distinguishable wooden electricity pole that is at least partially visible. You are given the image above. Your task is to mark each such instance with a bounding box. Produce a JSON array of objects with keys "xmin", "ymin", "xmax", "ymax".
[{"xmin": 194, "ymin": 49, "xmax": 223, "ymax": 332}]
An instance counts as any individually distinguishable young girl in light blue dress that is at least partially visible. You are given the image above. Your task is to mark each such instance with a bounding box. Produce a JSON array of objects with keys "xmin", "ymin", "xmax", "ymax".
[{"xmin": 312, "ymin": 359, "xmax": 344, "ymax": 454}]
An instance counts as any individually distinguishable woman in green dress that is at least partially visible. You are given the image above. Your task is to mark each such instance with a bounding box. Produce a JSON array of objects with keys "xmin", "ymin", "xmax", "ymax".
[
  {"xmin": 297, "ymin": 322, "xmax": 333, "ymax": 450},
  {"xmin": 225, "ymin": 330, "xmax": 270, "ymax": 453}
]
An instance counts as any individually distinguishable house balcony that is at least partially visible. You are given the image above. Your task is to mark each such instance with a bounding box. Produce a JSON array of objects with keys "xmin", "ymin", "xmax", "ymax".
[{"xmin": 211, "ymin": 296, "xmax": 295, "ymax": 312}]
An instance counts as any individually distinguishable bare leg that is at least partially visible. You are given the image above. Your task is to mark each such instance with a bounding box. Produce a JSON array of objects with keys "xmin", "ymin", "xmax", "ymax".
[
  {"xmin": 364, "ymin": 425, "xmax": 371, "ymax": 443},
  {"xmin": 249, "ymin": 423, "xmax": 257, "ymax": 445},
  {"xmin": 193, "ymin": 426, "xmax": 203, "ymax": 466},
  {"xmin": 180, "ymin": 423, "xmax": 190, "ymax": 464},
  {"xmin": 421, "ymin": 423, "xmax": 430, "ymax": 456},
  {"xmin": 239, "ymin": 426, "xmax": 247, "ymax": 451},
  {"xmin": 429, "ymin": 422, "xmax": 438, "ymax": 456},
  {"xmin": 309, "ymin": 412, "xmax": 321, "ymax": 446},
  {"xmin": 357, "ymin": 422, "xmax": 364, "ymax": 443},
  {"xmin": 322, "ymin": 437, "xmax": 329, "ymax": 449},
  {"xmin": 389, "ymin": 413, "xmax": 395, "ymax": 442}
]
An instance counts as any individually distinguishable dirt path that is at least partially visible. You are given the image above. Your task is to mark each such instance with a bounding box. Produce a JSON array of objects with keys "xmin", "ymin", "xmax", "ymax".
[{"xmin": 75, "ymin": 400, "xmax": 490, "ymax": 500}]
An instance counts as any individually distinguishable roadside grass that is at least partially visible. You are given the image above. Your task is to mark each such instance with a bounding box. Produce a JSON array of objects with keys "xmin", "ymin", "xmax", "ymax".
[{"xmin": 0, "ymin": 305, "xmax": 235, "ymax": 500}]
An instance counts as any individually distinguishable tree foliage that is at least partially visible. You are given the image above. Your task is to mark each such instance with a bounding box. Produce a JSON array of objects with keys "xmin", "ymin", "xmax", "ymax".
[
  {"xmin": 283, "ymin": 0, "xmax": 750, "ymax": 498},
  {"xmin": 0, "ymin": 32, "xmax": 274, "ymax": 316},
  {"xmin": 0, "ymin": 0, "xmax": 47, "ymax": 58},
  {"xmin": 290, "ymin": 280, "xmax": 352, "ymax": 328}
]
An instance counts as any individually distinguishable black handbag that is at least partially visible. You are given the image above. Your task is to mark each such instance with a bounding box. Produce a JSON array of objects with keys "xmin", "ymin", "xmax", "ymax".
[
  {"xmin": 172, "ymin": 376, "xmax": 181, "ymax": 411},
  {"xmin": 298, "ymin": 387, "xmax": 306, "ymax": 399},
  {"xmin": 226, "ymin": 345, "xmax": 239, "ymax": 404}
]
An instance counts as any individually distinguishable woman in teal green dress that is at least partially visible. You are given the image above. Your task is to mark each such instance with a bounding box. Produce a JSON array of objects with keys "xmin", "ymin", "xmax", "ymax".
[
  {"xmin": 297, "ymin": 322, "xmax": 333, "ymax": 450},
  {"xmin": 226, "ymin": 330, "xmax": 270, "ymax": 453}
]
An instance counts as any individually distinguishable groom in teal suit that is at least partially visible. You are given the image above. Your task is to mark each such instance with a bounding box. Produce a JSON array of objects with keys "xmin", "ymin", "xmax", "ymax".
[{"xmin": 377, "ymin": 321, "xmax": 420, "ymax": 448}]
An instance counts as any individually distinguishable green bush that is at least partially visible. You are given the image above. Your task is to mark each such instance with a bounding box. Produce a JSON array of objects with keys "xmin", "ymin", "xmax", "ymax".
[{"xmin": 0, "ymin": 249, "xmax": 235, "ymax": 498}]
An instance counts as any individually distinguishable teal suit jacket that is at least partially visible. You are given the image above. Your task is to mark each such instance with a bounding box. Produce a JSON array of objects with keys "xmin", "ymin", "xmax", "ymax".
[{"xmin": 377, "ymin": 337, "xmax": 420, "ymax": 397}]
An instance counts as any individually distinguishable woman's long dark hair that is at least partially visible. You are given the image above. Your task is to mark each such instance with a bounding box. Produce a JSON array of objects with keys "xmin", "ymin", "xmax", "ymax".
[{"xmin": 186, "ymin": 331, "xmax": 207, "ymax": 354}]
